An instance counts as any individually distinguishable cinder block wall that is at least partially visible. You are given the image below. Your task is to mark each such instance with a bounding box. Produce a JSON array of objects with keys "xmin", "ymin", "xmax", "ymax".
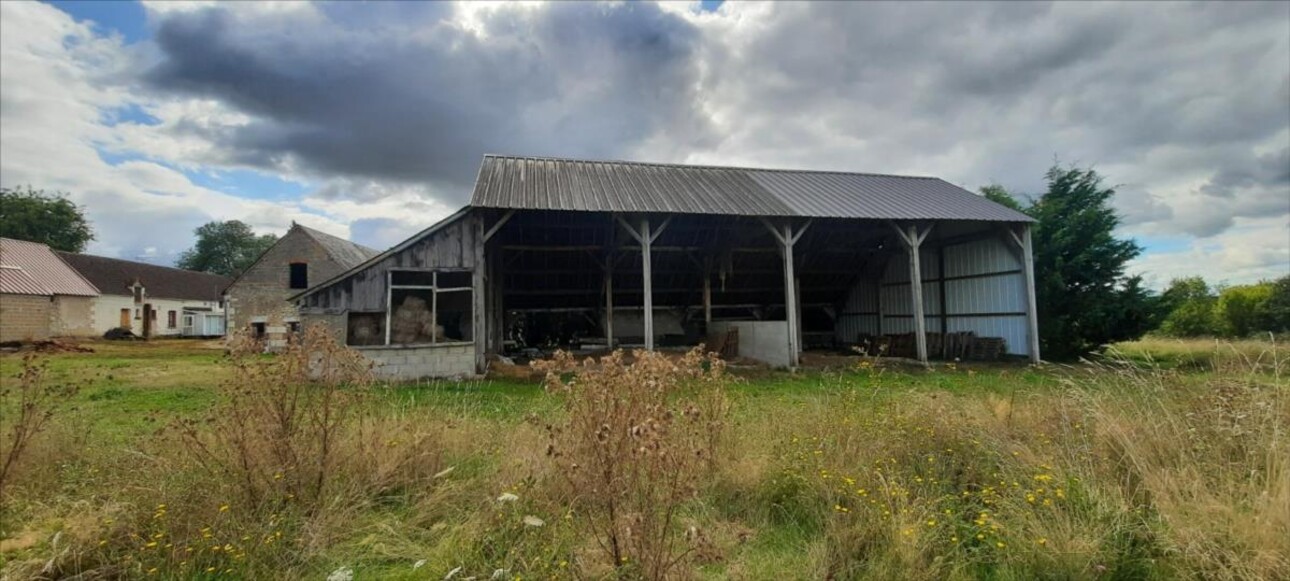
[
  {"xmin": 357, "ymin": 344, "xmax": 476, "ymax": 379},
  {"xmin": 1, "ymin": 293, "xmax": 52, "ymax": 342}
]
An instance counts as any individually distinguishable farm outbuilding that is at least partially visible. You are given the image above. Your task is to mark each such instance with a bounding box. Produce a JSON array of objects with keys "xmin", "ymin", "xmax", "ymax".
[{"xmin": 295, "ymin": 155, "xmax": 1038, "ymax": 379}]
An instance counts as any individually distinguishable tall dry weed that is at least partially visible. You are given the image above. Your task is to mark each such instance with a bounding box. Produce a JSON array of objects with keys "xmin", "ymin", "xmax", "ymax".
[
  {"xmin": 0, "ymin": 354, "xmax": 80, "ymax": 506},
  {"xmin": 534, "ymin": 347, "xmax": 732, "ymax": 579},
  {"xmin": 173, "ymin": 325, "xmax": 374, "ymax": 509}
]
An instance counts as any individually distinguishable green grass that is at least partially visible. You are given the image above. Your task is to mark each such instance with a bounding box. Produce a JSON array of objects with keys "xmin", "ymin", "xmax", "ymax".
[{"xmin": 1, "ymin": 339, "xmax": 1286, "ymax": 579}]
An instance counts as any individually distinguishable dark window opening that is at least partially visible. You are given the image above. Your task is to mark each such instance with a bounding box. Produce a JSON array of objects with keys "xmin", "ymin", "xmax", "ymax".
[
  {"xmin": 167, "ymin": 310, "xmax": 177, "ymax": 328},
  {"xmin": 390, "ymin": 270, "xmax": 435, "ymax": 286},
  {"xmin": 289, "ymin": 263, "xmax": 309, "ymax": 289},
  {"xmin": 436, "ymin": 271, "xmax": 472, "ymax": 289},
  {"xmin": 346, "ymin": 313, "xmax": 385, "ymax": 346},
  {"xmin": 251, "ymin": 322, "xmax": 266, "ymax": 338}
]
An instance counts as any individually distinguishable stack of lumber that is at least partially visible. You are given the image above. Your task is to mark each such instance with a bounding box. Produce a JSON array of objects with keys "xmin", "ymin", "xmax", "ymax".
[{"xmin": 857, "ymin": 331, "xmax": 1007, "ymax": 361}]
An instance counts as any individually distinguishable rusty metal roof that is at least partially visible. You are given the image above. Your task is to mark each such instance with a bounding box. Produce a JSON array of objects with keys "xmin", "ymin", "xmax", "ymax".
[
  {"xmin": 0, "ymin": 238, "xmax": 99, "ymax": 296},
  {"xmin": 470, "ymin": 155, "xmax": 1033, "ymax": 222}
]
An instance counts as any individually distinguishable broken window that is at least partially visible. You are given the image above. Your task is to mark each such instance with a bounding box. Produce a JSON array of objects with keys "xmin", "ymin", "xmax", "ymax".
[{"xmin": 289, "ymin": 263, "xmax": 309, "ymax": 289}]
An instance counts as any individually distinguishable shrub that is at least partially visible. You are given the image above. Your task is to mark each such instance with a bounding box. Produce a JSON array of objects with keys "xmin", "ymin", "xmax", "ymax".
[{"xmin": 534, "ymin": 347, "xmax": 732, "ymax": 578}]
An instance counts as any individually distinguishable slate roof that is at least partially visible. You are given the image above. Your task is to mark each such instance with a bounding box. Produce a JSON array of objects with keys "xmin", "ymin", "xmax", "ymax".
[
  {"xmin": 57, "ymin": 251, "xmax": 231, "ymax": 301},
  {"xmin": 0, "ymin": 238, "xmax": 99, "ymax": 296},
  {"xmin": 296, "ymin": 225, "xmax": 381, "ymax": 269},
  {"xmin": 470, "ymin": 155, "xmax": 1034, "ymax": 222}
]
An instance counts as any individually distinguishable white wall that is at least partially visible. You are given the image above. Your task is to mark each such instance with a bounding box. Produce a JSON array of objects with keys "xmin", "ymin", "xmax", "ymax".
[
  {"xmin": 835, "ymin": 235, "xmax": 1031, "ymax": 357},
  {"xmin": 709, "ymin": 320, "xmax": 793, "ymax": 368},
  {"xmin": 91, "ymin": 294, "xmax": 225, "ymax": 337}
]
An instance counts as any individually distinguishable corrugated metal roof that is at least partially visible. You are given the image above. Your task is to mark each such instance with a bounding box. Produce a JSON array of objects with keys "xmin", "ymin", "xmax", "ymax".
[
  {"xmin": 470, "ymin": 155, "xmax": 1033, "ymax": 222},
  {"xmin": 0, "ymin": 265, "xmax": 50, "ymax": 296},
  {"xmin": 0, "ymin": 238, "xmax": 100, "ymax": 296}
]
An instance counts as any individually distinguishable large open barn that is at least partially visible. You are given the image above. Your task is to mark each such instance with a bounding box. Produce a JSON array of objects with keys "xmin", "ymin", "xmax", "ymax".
[{"xmin": 295, "ymin": 155, "xmax": 1038, "ymax": 378}]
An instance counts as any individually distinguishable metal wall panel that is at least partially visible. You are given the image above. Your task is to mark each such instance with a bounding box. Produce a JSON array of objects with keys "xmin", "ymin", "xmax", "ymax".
[{"xmin": 838, "ymin": 234, "xmax": 1031, "ymax": 356}]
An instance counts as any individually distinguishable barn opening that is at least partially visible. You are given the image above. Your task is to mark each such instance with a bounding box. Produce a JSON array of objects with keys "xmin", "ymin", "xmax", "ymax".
[{"xmin": 295, "ymin": 155, "xmax": 1038, "ymax": 379}]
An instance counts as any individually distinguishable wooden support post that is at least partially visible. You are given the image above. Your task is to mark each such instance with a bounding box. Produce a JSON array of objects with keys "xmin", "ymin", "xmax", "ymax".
[
  {"xmin": 473, "ymin": 213, "xmax": 487, "ymax": 373},
  {"xmin": 795, "ymin": 276, "xmax": 804, "ymax": 354},
  {"xmin": 891, "ymin": 222, "xmax": 932, "ymax": 365},
  {"xmin": 384, "ymin": 270, "xmax": 393, "ymax": 346},
  {"xmin": 702, "ymin": 265, "xmax": 712, "ymax": 326},
  {"xmin": 604, "ymin": 265, "xmax": 614, "ymax": 349},
  {"xmin": 876, "ymin": 280, "xmax": 885, "ymax": 337},
  {"xmin": 763, "ymin": 218, "xmax": 809, "ymax": 368},
  {"xmin": 937, "ymin": 241, "xmax": 948, "ymax": 357},
  {"xmin": 641, "ymin": 217, "xmax": 654, "ymax": 350},
  {"xmin": 1020, "ymin": 224, "xmax": 1041, "ymax": 363}
]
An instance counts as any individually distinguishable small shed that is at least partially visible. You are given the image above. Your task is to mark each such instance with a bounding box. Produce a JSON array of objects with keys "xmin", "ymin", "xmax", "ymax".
[{"xmin": 295, "ymin": 155, "xmax": 1038, "ymax": 378}]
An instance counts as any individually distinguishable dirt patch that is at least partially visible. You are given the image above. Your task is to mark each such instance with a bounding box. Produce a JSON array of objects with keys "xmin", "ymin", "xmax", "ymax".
[{"xmin": 0, "ymin": 339, "xmax": 94, "ymax": 354}]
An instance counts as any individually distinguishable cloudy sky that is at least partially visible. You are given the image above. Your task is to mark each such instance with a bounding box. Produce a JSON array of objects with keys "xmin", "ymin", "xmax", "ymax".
[{"xmin": 2, "ymin": 1, "xmax": 1287, "ymax": 287}]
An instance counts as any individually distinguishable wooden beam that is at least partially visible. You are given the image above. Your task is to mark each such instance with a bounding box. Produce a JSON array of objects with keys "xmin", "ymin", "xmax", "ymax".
[
  {"xmin": 1020, "ymin": 224, "xmax": 1041, "ymax": 363},
  {"xmin": 384, "ymin": 270, "xmax": 392, "ymax": 346},
  {"xmin": 702, "ymin": 261, "xmax": 712, "ymax": 327},
  {"xmin": 640, "ymin": 217, "xmax": 655, "ymax": 351},
  {"xmin": 604, "ymin": 265, "xmax": 615, "ymax": 350},
  {"xmin": 473, "ymin": 214, "xmax": 487, "ymax": 373},
  {"xmin": 891, "ymin": 222, "xmax": 930, "ymax": 365},
  {"xmin": 782, "ymin": 223, "xmax": 800, "ymax": 367},
  {"xmin": 483, "ymin": 209, "xmax": 515, "ymax": 243}
]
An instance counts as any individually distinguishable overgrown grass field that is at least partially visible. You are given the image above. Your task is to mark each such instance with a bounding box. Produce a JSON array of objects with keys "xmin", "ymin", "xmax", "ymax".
[{"xmin": 0, "ymin": 336, "xmax": 1285, "ymax": 580}]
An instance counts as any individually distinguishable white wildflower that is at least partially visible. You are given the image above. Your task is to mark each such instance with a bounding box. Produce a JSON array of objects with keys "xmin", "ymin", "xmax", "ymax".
[
  {"xmin": 496, "ymin": 492, "xmax": 519, "ymax": 503},
  {"xmin": 326, "ymin": 566, "xmax": 354, "ymax": 581},
  {"xmin": 523, "ymin": 515, "xmax": 545, "ymax": 527}
]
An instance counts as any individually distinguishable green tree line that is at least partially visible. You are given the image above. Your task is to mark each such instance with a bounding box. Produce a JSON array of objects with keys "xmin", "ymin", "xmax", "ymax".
[{"xmin": 1155, "ymin": 275, "xmax": 1290, "ymax": 338}]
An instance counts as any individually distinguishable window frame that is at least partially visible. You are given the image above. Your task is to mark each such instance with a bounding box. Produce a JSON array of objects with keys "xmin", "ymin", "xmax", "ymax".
[
  {"xmin": 381, "ymin": 268, "xmax": 473, "ymax": 347},
  {"xmin": 167, "ymin": 310, "xmax": 177, "ymax": 329}
]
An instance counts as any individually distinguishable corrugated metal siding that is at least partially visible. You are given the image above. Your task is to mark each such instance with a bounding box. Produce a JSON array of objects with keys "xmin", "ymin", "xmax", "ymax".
[
  {"xmin": 835, "ymin": 281, "xmax": 880, "ymax": 342},
  {"xmin": 0, "ymin": 267, "xmax": 50, "ymax": 296},
  {"xmin": 471, "ymin": 156, "xmax": 1034, "ymax": 222},
  {"xmin": 844, "ymin": 235, "xmax": 1029, "ymax": 356},
  {"xmin": 0, "ymin": 238, "xmax": 99, "ymax": 296}
]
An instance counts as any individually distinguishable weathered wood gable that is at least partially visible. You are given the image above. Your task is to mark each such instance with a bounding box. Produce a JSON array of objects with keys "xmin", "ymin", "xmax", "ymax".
[{"xmin": 300, "ymin": 211, "xmax": 477, "ymax": 313}]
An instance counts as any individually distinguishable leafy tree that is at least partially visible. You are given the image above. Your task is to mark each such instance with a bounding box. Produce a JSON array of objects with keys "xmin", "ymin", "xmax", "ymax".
[
  {"xmin": 1027, "ymin": 166, "xmax": 1160, "ymax": 359},
  {"xmin": 177, "ymin": 220, "xmax": 278, "ymax": 278},
  {"xmin": 1215, "ymin": 282, "xmax": 1273, "ymax": 337},
  {"xmin": 0, "ymin": 186, "xmax": 95, "ymax": 252},
  {"xmin": 1158, "ymin": 277, "xmax": 1219, "ymax": 337},
  {"xmin": 980, "ymin": 184, "xmax": 1024, "ymax": 212},
  {"xmin": 1261, "ymin": 275, "xmax": 1290, "ymax": 333}
]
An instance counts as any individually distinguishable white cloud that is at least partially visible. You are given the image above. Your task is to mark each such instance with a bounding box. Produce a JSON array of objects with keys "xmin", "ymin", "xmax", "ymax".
[{"xmin": 2, "ymin": 0, "xmax": 1286, "ymax": 288}]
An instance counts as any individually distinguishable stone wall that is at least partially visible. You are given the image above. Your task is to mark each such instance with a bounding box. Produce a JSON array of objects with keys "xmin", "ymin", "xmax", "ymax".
[
  {"xmin": 1, "ymin": 293, "xmax": 52, "ymax": 342},
  {"xmin": 355, "ymin": 343, "xmax": 476, "ymax": 379},
  {"xmin": 226, "ymin": 228, "xmax": 352, "ymax": 346}
]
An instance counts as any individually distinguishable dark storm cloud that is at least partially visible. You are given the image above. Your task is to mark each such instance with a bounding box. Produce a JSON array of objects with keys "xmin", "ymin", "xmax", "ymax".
[
  {"xmin": 137, "ymin": 1, "xmax": 1288, "ymax": 241},
  {"xmin": 144, "ymin": 2, "xmax": 708, "ymax": 203}
]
